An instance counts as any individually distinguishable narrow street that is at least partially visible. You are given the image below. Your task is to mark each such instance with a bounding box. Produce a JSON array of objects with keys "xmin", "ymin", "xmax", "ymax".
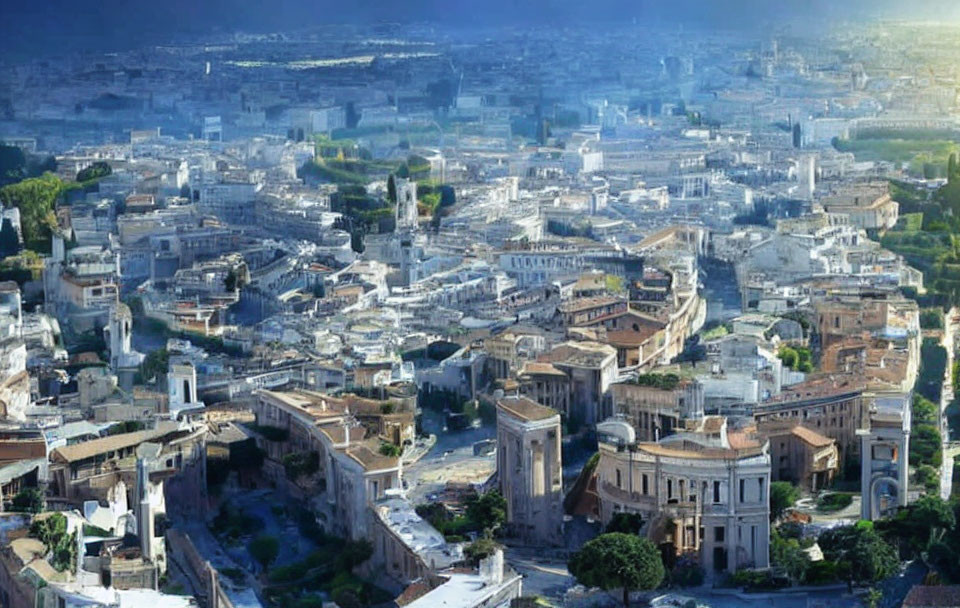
[
  {"xmin": 503, "ymin": 546, "xmax": 575, "ymax": 602},
  {"xmin": 402, "ymin": 407, "xmax": 495, "ymax": 504}
]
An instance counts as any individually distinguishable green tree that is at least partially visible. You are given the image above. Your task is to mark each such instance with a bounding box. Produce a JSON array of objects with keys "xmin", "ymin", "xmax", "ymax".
[
  {"xmin": 927, "ymin": 540, "xmax": 960, "ymax": 583},
  {"xmin": 778, "ymin": 346, "xmax": 799, "ymax": 370},
  {"xmin": 11, "ymin": 487, "xmax": 44, "ymax": 513},
  {"xmin": 818, "ymin": 524, "xmax": 899, "ymax": 584},
  {"xmin": 865, "ymin": 588, "xmax": 883, "ymax": 608},
  {"xmin": 76, "ymin": 161, "xmax": 112, "ymax": 183},
  {"xmin": 880, "ymin": 495, "xmax": 955, "ymax": 557},
  {"xmin": 387, "ymin": 174, "xmax": 397, "ymax": 203},
  {"xmin": 914, "ymin": 464, "xmax": 939, "ymax": 494},
  {"xmin": 249, "ymin": 535, "xmax": 280, "ymax": 570},
  {"xmin": 910, "ymin": 424, "xmax": 943, "ymax": 467},
  {"xmin": 378, "ymin": 442, "xmax": 402, "ymax": 457},
  {"xmin": 29, "ymin": 513, "xmax": 76, "ymax": 572},
  {"xmin": 920, "ymin": 309, "xmax": 944, "ymax": 330},
  {"xmin": 138, "ymin": 348, "xmax": 169, "ymax": 384},
  {"xmin": 912, "ymin": 394, "xmax": 939, "ymax": 424},
  {"xmin": 336, "ymin": 539, "xmax": 372, "ymax": 571},
  {"xmin": 771, "ymin": 528, "xmax": 810, "ymax": 584},
  {"xmin": 770, "ymin": 482, "xmax": 801, "ymax": 522},
  {"xmin": 466, "ymin": 490, "xmax": 507, "ymax": 533},
  {"xmin": 605, "ymin": 512, "xmax": 644, "ymax": 535},
  {"xmin": 568, "ymin": 533, "xmax": 665, "ymax": 607},
  {"xmin": 464, "ymin": 535, "xmax": 501, "ymax": 565},
  {"xmin": 0, "ymin": 173, "xmax": 62, "ymax": 251}
]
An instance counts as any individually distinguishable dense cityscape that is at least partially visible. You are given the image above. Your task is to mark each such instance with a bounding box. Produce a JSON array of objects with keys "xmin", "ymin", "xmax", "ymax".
[{"xmin": 0, "ymin": 8, "xmax": 958, "ymax": 608}]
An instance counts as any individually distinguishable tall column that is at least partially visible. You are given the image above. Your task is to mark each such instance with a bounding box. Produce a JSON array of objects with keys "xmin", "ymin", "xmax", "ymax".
[{"xmin": 859, "ymin": 432, "xmax": 872, "ymax": 520}]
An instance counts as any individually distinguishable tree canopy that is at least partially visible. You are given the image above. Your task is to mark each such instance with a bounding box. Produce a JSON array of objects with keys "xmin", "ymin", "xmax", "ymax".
[
  {"xmin": 818, "ymin": 522, "xmax": 899, "ymax": 584},
  {"xmin": 568, "ymin": 533, "xmax": 665, "ymax": 607},
  {"xmin": 466, "ymin": 490, "xmax": 507, "ymax": 534},
  {"xmin": 0, "ymin": 173, "xmax": 62, "ymax": 252},
  {"xmin": 770, "ymin": 482, "xmax": 800, "ymax": 522},
  {"xmin": 771, "ymin": 528, "xmax": 810, "ymax": 584},
  {"xmin": 76, "ymin": 161, "xmax": 112, "ymax": 183},
  {"xmin": 11, "ymin": 487, "xmax": 44, "ymax": 513},
  {"xmin": 876, "ymin": 495, "xmax": 956, "ymax": 560},
  {"xmin": 249, "ymin": 534, "xmax": 280, "ymax": 570},
  {"xmin": 604, "ymin": 512, "xmax": 644, "ymax": 535}
]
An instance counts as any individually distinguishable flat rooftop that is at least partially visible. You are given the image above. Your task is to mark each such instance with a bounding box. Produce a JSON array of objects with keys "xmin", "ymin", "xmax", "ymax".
[{"xmin": 497, "ymin": 396, "xmax": 558, "ymax": 423}]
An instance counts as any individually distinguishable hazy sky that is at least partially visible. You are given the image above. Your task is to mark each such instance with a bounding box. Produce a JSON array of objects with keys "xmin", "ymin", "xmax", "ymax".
[{"xmin": 2, "ymin": 0, "xmax": 958, "ymax": 57}]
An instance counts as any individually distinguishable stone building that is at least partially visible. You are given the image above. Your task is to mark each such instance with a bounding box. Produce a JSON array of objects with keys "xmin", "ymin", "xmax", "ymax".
[
  {"xmin": 517, "ymin": 362, "xmax": 571, "ymax": 416},
  {"xmin": 859, "ymin": 393, "xmax": 910, "ymax": 520},
  {"xmin": 753, "ymin": 376, "xmax": 866, "ymax": 469},
  {"xmin": 757, "ymin": 422, "xmax": 838, "ymax": 493},
  {"xmin": 611, "ymin": 374, "xmax": 704, "ymax": 442},
  {"xmin": 496, "ymin": 396, "xmax": 564, "ymax": 546},
  {"xmin": 595, "ymin": 416, "xmax": 771, "ymax": 573},
  {"xmin": 253, "ymin": 389, "xmax": 402, "ymax": 540}
]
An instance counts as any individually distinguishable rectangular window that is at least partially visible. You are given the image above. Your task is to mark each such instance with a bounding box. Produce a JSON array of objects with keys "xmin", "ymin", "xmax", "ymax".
[
  {"xmin": 667, "ymin": 478, "xmax": 673, "ymax": 500},
  {"xmin": 713, "ymin": 481, "xmax": 721, "ymax": 503},
  {"xmin": 642, "ymin": 474, "xmax": 648, "ymax": 495},
  {"xmin": 616, "ymin": 469, "xmax": 622, "ymax": 489},
  {"xmin": 739, "ymin": 479, "xmax": 745, "ymax": 503},
  {"xmin": 758, "ymin": 478, "xmax": 764, "ymax": 503},
  {"xmin": 714, "ymin": 526, "xmax": 725, "ymax": 542}
]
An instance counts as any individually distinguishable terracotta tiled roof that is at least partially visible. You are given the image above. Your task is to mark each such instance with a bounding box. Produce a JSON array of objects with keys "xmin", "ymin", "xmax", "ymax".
[
  {"xmin": 790, "ymin": 425, "xmax": 834, "ymax": 448},
  {"xmin": 50, "ymin": 421, "xmax": 181, "ymax": 463}
]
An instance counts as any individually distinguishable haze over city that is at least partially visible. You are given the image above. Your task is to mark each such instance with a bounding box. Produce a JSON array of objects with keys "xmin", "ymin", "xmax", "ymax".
[{"xmin": 0, "ymin": 2, "xmax": 958, "ymax": 608}]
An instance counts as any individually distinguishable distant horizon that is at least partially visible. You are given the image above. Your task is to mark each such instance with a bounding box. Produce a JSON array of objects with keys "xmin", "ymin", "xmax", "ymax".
[{"xmin": 4, "ymin": 0, "xmax": 960, "ymax": 59}]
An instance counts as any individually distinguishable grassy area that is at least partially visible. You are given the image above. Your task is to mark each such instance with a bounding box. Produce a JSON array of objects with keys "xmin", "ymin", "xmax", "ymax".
[
  {"xmin": 816, "ymin": 492, "xmax": 854, "ymax": 513},
  {"xmin": 631, "ymin": 373, "xmax": 682, "ymax": 390},
  {"xmin": 897, "ymin": 212, "xmax": 924, "ymax": 232},
  {"xmin": 880, "ymin": 228, "xmax": 960, "ymax": 305},
  {"xmin": 701, "ymin": 324, "xmax": 729, "ymax": 341},
  {"xmin": 299, "ymin": 158, "xmax": 398, "ymax": 186},
  {"xmin": 833, "ymin": 137, "xmax": 959, "ymax": 177}
]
